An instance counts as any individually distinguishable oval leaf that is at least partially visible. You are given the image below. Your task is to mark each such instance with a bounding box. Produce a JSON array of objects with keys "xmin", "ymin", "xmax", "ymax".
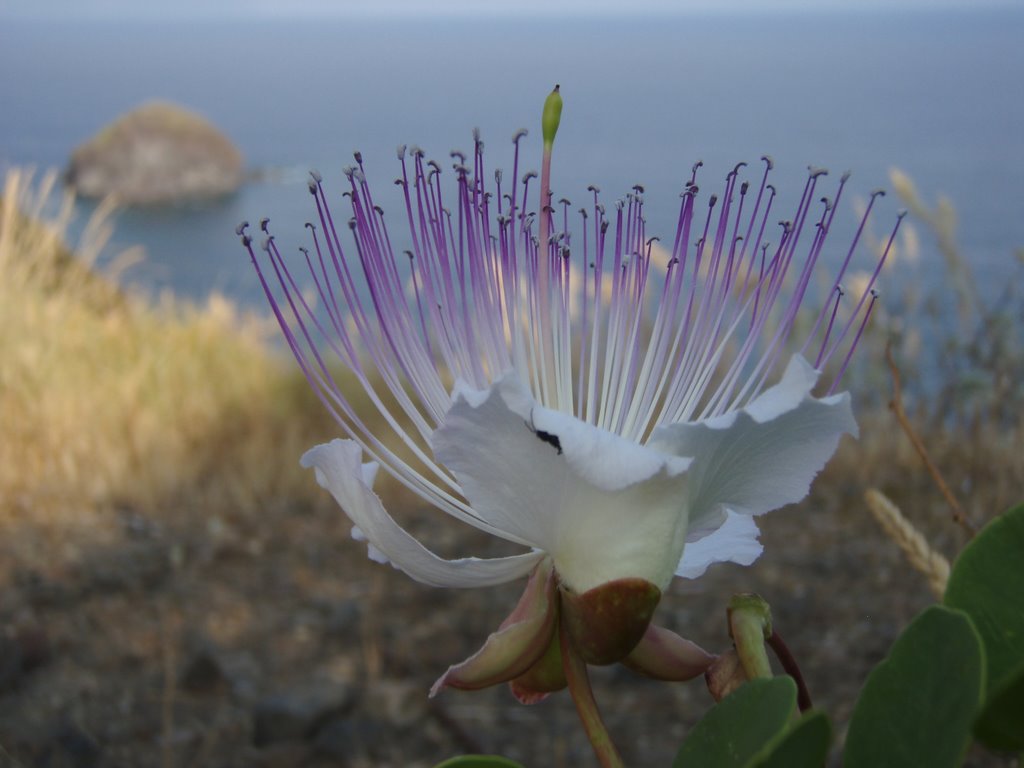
[
  {"xmin": 673, "ymin": 676, "xmax": 796, "ymax": 768},
  {"xmin": 753, "ymin": 711, "xmax": 832, "ymax": 768},
  {"xmin": 974, "ymin": 658, "xmax": 1024, "ymax": 752},
  {"xmin": 945, "ymin": 503, "xmax": 1024, "ymax": 690},
  {"xmin": 844, "ymin": 605, "xmax": 984, "ymax": 768},
  {"xmin": 434, "ymin": 757, "xmax": 526, "ymax": 768}
]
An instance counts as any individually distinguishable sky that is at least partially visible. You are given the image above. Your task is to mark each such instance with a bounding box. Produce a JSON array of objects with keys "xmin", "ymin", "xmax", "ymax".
[{"xmin": 1, "ymin": 0, "xmax": 1017, "ymax": 19}]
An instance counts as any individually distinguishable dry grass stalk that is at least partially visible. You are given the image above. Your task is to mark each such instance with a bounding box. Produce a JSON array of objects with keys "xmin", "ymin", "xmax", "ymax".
[
  {"xmin": 884, "ymin": 342, "xmax": 976, "ymax": 535},
  {"xmin": 864, "ymin": 488, "xmax": 950, "ymax": 599}
]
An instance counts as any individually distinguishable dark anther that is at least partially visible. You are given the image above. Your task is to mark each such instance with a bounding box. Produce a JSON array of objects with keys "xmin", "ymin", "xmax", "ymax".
[
  {"xmin": 589, "ymin": 261, "xmax": 595, "ymax": 268},
  {"xmin": 633, "ymin": 184, "xmax": 645, "ymax": 194},
  {"xmin": 692, "ymin": 160, "xmax": 704, "ymax": 174},
  {"xmin": 870, "ymin": 288, "xmax": 880, "ymax": 299},
  {"xmin": 353, "ymin": 151, "xmax": 363, "ymax": 164},
  {"xmin": 397, "ymin": 144, "xmax": 407, "ymax": 159},
  {"xmin": 404, "ymin": 249, "xmax": 414, "ymax": 259},
  {"xmin": 495, "ymin": 169, "xmax": 503, "ymax": 184},
  {"xmin": 733, "ymin": 161, "xmax": 748, "ymax": 175},
  {"xmin": 870, "ymin": 188, "xmax": 886, "ymax": 199},
  {"xmin": 342, "ymin": 191, "xmax": 352, "ymax": 199},
  {"xmin": 304, "ymin": 222, "xmax": 316, "ymax": 231},
  {"xmin": 615, "ymin": 200, "xmax": 624, "ymax": 211},
  {"xmin": 240, "ymin": 235, "xmax": 252, "ymax": 247},
  {"xmin": 669, "ymin": 257, "xmax": 679, "ymax": 266},
  {"xmin": 600, "ymin": 221, "xmax": 609, "ymax": 234},
  {"xmin": 450, "ymin": 149, "xmax": 466, "ymax": 163},
  {"xmin": 646, "ymin": 236, "xmax": 660, "ymax": 246},
  {"xmin": 428, "ymin": 160, "xmax": 442, "ymax": 173},
  {"xmin": 347, "ymin": 218, "xmax": 357, "ymax": 230},
  {"xmin": 259, "ymin": 217, "xmax": 271, "ymax": 233},
  {"xmin": 587, "ymin": 184, "xmax": 601, "ymax": 193},
  {"xmin": 740, "ymin": 181, "xmax": 750, "ymax": 195},
  {"xmin": 522, "ymin": 170, "xmax": 538, "ymax": 182},
  {"xmin": 579, "ymin": 208, "xmax": 588, "ymax": 219},
  {"xmin": 562, "ymin": 247, "xmax": 571, "ymax": 259},
  {"xmin": 235, "ymin": 221, "xmax": 249, "ymax": 236},
  {"xmin": 543, "ymin": 205, "xmax": 555, "ymax": 214},
  {"xmin": 308, "ymin": 180, "xmax": 318, "ymax": 195},
  {"xmin": 766, "ymin": 184, "xmax": 776, "ymax": 195},
  {"xmin": 374, "ymin": 205, "xmax": 384, "ymax": 215},
  {"xmin": 808, "ymin": 166, "xmax": 829, "ymax": 179},
  {"xmin": 411, "ymin": 145, "xmax": 424, "ymax": 158},
  {"xmin": 689, "ymin": 185, "xmax": 700, "ymax": 196},
  {"xmin": 394, "ymin": 178, "xmax": 405, "ymax": 187},
  {"xmin": 512, "ymin": 128, "xmax": 528, "ymax": 143},
  {"xmin": 559, "ymin": 197, "xmax": 571, "ymax": 206},
  {"xmin": 761, "ymin": 155, "xmax": 774, "ymax": 170},
  {"xmin": 897, "ymin": 209, "xmax": 908, "ymax": 220},
  {"xmin": 452, "ymin": 163, "xmax": 470, "ymax": 176},
  {"xmin": 596, "ymin": 203, "xmax": 605, "ymax": 216},
  {"xmin": 708, "ymin": 195, "xmax": 718, "ymax": 207},
  {"xmin": 299, "ymin": 246, "xmax": 309, "ymax": 256}
]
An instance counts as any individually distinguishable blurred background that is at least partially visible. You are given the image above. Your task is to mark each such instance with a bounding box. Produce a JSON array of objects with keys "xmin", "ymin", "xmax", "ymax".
[
  {"xmin": 3, "ymin": 0, "xmax": 1022, "ymax": 304},
  {"xmin": 1, "ymin": 2, "xmax": 1022, "ymax": 766}
]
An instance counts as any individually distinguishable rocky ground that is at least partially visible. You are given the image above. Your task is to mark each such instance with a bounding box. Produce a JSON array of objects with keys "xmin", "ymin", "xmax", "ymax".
[{"xmin": 0, "ymin": 440, "xmax": 1015, "ymax": 768}]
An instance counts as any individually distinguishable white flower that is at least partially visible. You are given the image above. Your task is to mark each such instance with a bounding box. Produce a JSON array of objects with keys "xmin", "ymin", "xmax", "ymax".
[{"xmin": 241, "ymin": 127, "xmax": 898, "ymax": 681}]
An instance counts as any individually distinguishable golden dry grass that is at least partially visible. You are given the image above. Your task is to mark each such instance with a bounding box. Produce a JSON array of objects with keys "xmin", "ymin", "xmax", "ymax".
[{"xmin": 0, "ymin": 169, "xmax": 339, "ymax": 558}]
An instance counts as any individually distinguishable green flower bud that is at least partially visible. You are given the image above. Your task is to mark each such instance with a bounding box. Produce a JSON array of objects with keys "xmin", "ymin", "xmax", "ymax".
[{"xmin": 542, "ymin": 84, "xmax": 563, "ymax": 148}]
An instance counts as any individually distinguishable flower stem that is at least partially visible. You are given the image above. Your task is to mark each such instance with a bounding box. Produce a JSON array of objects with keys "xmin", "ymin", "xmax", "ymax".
[{"xmin": 560, "ymin": 620, "xmax": 624, "ymax": 768}]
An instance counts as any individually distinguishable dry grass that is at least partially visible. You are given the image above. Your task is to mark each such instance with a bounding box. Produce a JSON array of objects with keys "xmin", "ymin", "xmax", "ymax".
[{"xmin": 0, "ymin": 169, "xmax": 340, "ymax": 563}]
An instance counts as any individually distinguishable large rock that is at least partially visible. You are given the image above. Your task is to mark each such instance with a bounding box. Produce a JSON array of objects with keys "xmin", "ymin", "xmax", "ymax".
[{"xmin": 65, "ymin": 101, "xmax": 243, "ymax": 205}]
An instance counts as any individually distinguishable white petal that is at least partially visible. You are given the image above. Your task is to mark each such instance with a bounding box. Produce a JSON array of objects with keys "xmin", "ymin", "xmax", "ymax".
[
  {"xmin": 675, "ymin": 511, "xmax": 764, "ymax": 579},
  {"xmin": 432, "ymin": 372, "xmax": 691, "ymax": 593},
  {"xmin": 650, "ymin": 354, "xmax": 856, "ymax": 544},
  {"xmin": 301, "ymin": 439, "xmax": 544, "ymax": 588}
]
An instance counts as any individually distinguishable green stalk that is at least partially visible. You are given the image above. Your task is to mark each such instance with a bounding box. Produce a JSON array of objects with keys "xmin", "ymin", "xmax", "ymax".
[{"xmin": 560, "ymin": 619, "xmax": 624, "ymax": 768}]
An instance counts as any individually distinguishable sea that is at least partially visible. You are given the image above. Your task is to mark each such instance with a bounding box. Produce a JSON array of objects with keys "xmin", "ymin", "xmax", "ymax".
[{"xmin": 1, "ymin": 10, "xmax": 1022, "ymax": 310}]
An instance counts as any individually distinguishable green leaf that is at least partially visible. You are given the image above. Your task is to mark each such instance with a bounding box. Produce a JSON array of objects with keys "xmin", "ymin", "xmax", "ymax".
[
  {"xmin": 945, "ymin": 503, "xmax": 1024, "ymax": 690},
  {"xmin": 673, "ymin": 677, "xmax": 796, "ymax": 768},
  {"xmin": 433, "ymin": 757, "xmax": 525, "ymax": 768},
  {"xmin": 974, "ymin": 658, "xmax": 1024, "ymax": 752},
  {"xmin": 844, "ymin": 605, "xmax": 984, "ymax": 768},
  {"xmin": 752, "ymin": 711, "xmax": 832, "ymax": 768}
]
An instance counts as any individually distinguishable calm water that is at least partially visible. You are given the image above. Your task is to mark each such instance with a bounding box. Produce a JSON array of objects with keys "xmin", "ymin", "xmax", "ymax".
[{"xmin": 2, "ymin": 11, "xmax": 1023, "ymax": 308}]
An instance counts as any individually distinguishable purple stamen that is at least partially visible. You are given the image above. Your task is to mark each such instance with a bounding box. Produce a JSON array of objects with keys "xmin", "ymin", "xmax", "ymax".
[{"xmin": 244, "ymin": 135, "xmax": 896, "ymax": 511}]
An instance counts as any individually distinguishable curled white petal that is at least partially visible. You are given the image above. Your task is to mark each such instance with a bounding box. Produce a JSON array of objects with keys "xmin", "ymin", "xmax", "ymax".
[
  {"xmin": 650, "ymin": 355, "xmax": 856, "ymax": 562},
  {"xmin": 675, "ymin": 511, "xmax": 764, "ymax": 579},
  {"xmin": 433, "ymin": 372, "xmax": 691, "ymax": 593},
  {"xmin": 301, "ymin": 439, "xmax": 544, "ymax": 588}
]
